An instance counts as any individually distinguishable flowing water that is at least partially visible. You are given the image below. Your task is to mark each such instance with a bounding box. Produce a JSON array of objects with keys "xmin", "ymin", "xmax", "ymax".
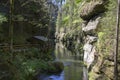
[{"xmin": 39, "ymin": 42, "xmax": 88, "ymax": 80}]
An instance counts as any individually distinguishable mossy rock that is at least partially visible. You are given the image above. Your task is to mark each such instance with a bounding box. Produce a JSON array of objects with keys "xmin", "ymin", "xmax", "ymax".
[
  {"xmin": 47, "ymin": 61, "xmax": 64, "ymax": 74},
  {"xmin": 80, "ymin": 1, "xmax": 106, "ymax": 20},
  {"xmin": 35, "ymin": 61, "xmax": 64, "ymax": 76}
]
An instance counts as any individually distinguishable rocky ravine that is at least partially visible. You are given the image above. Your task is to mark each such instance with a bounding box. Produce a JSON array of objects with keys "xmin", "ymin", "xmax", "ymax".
[
  {"xmin": 80, "ymin": 0, "xmax": 115, "ymax": 80},
  {"xmin": 56, "ymin": 0, "xmax": 116, "ymax": 80}
]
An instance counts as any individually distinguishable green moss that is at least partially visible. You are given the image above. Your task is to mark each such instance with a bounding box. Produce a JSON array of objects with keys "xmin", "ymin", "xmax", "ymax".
[{"xmin": 96, "ymin": 0, "xmax": 116, "ymax": 57}]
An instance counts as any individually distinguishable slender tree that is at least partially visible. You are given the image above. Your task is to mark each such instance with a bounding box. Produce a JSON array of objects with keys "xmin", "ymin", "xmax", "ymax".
[
  {"xmin": 9, "ymin": 0, "xmax": 14, "ymax": 52},
  {"xmin": 69, "ymin": 0, "xmax": 74, "ymax": 29},
  {"xmin": 47, "ymin": 0, "xmax": 52, "ymax": 38},
  {"xmin": 55, "ymin": 0, "xmax": 65, "ymax": 37},
  {"xmin": 114, "ymin": 0, "xmax": 120, "ymax": 80}
]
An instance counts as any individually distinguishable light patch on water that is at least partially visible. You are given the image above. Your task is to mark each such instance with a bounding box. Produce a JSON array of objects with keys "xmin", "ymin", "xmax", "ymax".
[{"xmin": 39, "ymin": 72, "xmax": 64, "ymax": 80}]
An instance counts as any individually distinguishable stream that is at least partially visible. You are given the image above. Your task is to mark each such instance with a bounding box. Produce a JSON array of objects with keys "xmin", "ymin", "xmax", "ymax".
[{"xmin": 38, "ymin": 42, "xmax": 88, "ymax": 80}]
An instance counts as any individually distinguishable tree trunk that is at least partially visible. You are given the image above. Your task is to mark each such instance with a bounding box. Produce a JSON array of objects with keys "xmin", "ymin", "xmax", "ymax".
[
  {"xmin": 114, "ymin": 0, "xmax": 120, "ymax": 80},
  {"xmin": 9, "ymin": 0, "xmax": 14, "ymax": 53}
]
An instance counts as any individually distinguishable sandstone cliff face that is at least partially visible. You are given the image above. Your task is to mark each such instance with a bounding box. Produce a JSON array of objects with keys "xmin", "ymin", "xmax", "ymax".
[
  {"xmin": 80, "ymin": 0, "xmax": 104, "ymax": 72},
  {"xmin": 80, "ymin": 1, "xmax": 114, "ymax": 80},
  {"xmin": 80, "ymin": 0, "xmax": 116, "ymax": 80}
]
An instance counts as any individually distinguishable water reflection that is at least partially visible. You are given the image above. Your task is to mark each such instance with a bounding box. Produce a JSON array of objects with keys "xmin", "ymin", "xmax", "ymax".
[
  {"xmin": 54, "ymin": 42, "xmax": 87, "ymax": 80},
  {"xmin": 55, "ymin": 42, "xmax": 83, "ymax": 62},
  {"xmin": 39, "ymin": 42, "xmax": 88, "ymax": 80}
]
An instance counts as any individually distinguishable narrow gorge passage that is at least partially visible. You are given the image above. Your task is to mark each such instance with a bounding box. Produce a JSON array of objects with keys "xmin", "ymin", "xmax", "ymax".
[{"xmin": 0, "ymin": 0, "xmax": 120, "ymax": 80}]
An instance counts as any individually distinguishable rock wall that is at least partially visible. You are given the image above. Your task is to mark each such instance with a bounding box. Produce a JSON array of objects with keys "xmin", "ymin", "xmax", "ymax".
[
  {"xmin": 82, "ymin": 17, "xmax": 100, "ymax": 69},
  {"xmin": 80, "ymin": 0, "xmax": 106, "ymax": 69},
  {"xmin": 80, "ymin": 0, "xmax": 116, "ymax": 80}
]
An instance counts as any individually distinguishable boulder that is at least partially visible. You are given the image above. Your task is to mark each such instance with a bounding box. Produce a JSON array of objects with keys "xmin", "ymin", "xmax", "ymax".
[
  {"xmin": 47, "ymin": 61, "xmax": 64, "ymax": 74},
  {"xmin": 80, "ymin": 1, "xmax": 106, "ymax": 20}
]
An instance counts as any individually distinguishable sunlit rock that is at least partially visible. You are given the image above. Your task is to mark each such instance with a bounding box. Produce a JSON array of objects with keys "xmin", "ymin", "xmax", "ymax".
[
  {"xmin": 59, "ymin": 33, "xmax": 65, "ymax": 41},
  {"xmin": 83, "ymin": 43, "xmax": 93, "ymax": 64},
  {"xmin": 83, "ymin": 43, "xmax": 93, "ymax": 53},
  {"xmin": 82, "ymin": 17, "xmax": 101, "ymax": 33},
  {"xmin": 83, "ymin": 43, "xmax": 96, "ymax": 68}
]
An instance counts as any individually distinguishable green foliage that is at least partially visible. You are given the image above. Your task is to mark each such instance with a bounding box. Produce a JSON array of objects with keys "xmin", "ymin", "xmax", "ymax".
[
  {"xmin": 75, "ymin": 0, "xmax": 82, "ymax": 4},
  {"xmin": 0, "ymin": 0, "xmax": 56, "ymax": 80},
  {"xmin": 0, "ymin": 0, "xmax": 52, "ymax": 44},
  {"xmin": 0, "ymin": 13, "xmax": 7, "ymax": 42},
  {"xmin": 56, "ymin": 0, "xmax": 84, "ymax": 29},
  {"xmin": 72, "ymin": 19, "xmax": 82, "ymax": 24},
  {"xmin": 0, "ymin": 13, "xmax": 7, "ymax": 23},
  {"xmin": 96, "ymin": 0, "xmax": 116, "ymax": 56},
  {"xmin": 62, "ymin": 15, "xmax": 69, "ymax": 24},
  {"xmin": 98, "ymin": 32, "xmax": 105, "ymax": 39},
  {"xmin": 14, "ymin": 15, "xmax": 24, "ymax": 21},
  {"xmin": 0, "ymin": 47, "xmax": 54, "ymax": 80}
]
